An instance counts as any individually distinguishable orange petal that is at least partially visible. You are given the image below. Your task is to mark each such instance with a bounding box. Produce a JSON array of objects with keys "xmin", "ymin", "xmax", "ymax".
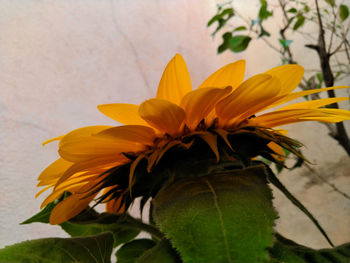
[
  {"xmin": 265, "ymin": 64, "xmax": 304, "ymax": 95},
  {"xmin": 180, "ymin": 86, "xmax": 232, "ymax": 130},
  {"xmin": 139, "ymin": 98, "xmax": 185, "ymax": 136},
  {"xmin": 42, "ymin": 135, "xmax": 64, "ymax": 146},
  {"xmin": 198, "ymin": 60, "xmax": 245, "ymax": 90},
  {"xmin": 267, "ymin": 142, "xmax": 285, "ymax": 162},
  {"xmin": 156, "ymin": 54, "xmax": 192, "ymax": 105},
  {"xmin": 97, "ymin": 103, "xmax": 149, "ymax": 126},
  {"xmin": 96, "ymin": 125, "xmax": 156, "ymax": 146},
  {"xmin": 49, "ymin": 183, "xmax": 98, "ymax": 225},
  {"xmin": 38, "ymin": 158, "xmax": 73, "ymax": 183}
]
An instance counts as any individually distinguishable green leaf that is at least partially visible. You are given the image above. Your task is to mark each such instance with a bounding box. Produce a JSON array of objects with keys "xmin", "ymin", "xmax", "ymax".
[
  {"xmin": 136, "ymin": 239, "xmax": 181, "ymax": 263},
  {"xmin": 287, "ymin": 8, "xmax": 297, "ymax": 13},
  {"xmin": 325, "ymin": 0, "xmax": 336, "ymax": 7},
  {"xmin": 153, "ymin": 166, "xmax": 277, "ymax": 263},
  {"xmin": 265, "ymin": 166, "xmax": 334, "ymax": 247},
  {"xmin": 279, "ymin": 39, "xmax": 293, "ymax": 49},
  {"xmin": 269, "ymin": 233, "xmax": 350, "ymax": 262},
  {"xmin": 233, "ymin": 25, "xmax": 247, "ymax": 32},
  {"xmin": 217, "ymin": 32, "xmax": 232, "ymax": 53},
  {"xmin": 21, "ymin": 202, "xmax": 56, "ymax": 224},
  {"xmin": 258, "ymin": 0, "xmax": 273, "ymax": 21},
  {"xmin": 22, "ymin": 205, "xmax": 140, "ymax": 248},
  {"xmin": 61, "ymin": 219, "xmax": 140, "ymax": 247},
  {"xmin": 228, "ymin": 35, "xmax": 252, "ymax": 52},
  {"xmin": 116, "ymin": 239, "xmax": 156, "ymax": 263},
  {"xmin": 339, "ymin": 5, "xmax": 349, "ymax": 21},
  {"xmin": 293, "ymin": 15, "xmax": 305, "ymax": 30},
  {"xmin": 207, "ymin": 8, "xmax": 234, "ymax": 36},
  {"xmin": 316, "ymin": 72, "xmax": 323, "ymax": 84},
  {"xmin": 0, "ymin": 232, "xmax": 114, "ymax": 263}
]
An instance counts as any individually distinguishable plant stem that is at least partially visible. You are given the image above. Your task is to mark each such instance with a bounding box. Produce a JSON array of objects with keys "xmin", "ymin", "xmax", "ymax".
[{"xmin": 124, "ymin": 214, "xmax": 164, "ymax": 240}]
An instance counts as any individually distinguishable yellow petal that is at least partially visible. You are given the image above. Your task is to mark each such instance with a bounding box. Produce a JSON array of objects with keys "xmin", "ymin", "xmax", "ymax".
[
  {"xmin": 265, "ymin": 64, "xmax": 304, "ymax": 95},
  {"xmin": 97, "ymin": 103, "xmax": 149, "ymax": 126},
  {"xmin": 247, "ymin": 109, "xmax": 329, "ymax": 127},
  {"xmin": 196, "ymin": 132, "xmax": 219, "ymax": 161},
  {"xmin": 139, "ymin": 98, "xmax": 186, "ymax": 136},
  {"xmin": 180, "ymin": 86, "xmax": 232, "ymax": 130},
  {"xmin": 59, "ymin": 126, "xmax": 146, "ymax": 162},
  {"xmin": 96, "ymin": 125, "xmax": 156, "ymax": 146},
  {"xmin": 268, "ymin": 86, "xmax": 348, "ymax": 109},
  {"xmin": 38, "ymin": 158, "xmax": 73, "ymax": 183},
  {"xmin": 49, "ymin": 183, "xmax": 98, "ymax": 225},
  {"xmin": 54, "ymin": 157, "xmax": 126, "ymax": 189},
  {"xmin": 156, "ymin": 54, "xmax": 192, "ymax": 105},
  {"xmin": 42, "ymin": 135, "xmax": 64, "ymax": 146},
  {"xmin": 198, "ymin": 60, "xmax": 245, "ymax": 90},
  {"xmin": 216, "ymin": 74, "xmax": 280, "ymax": 126},
  {"xmin": 278, "ymin": 97, "xmax": 348, "ymax": 111}
]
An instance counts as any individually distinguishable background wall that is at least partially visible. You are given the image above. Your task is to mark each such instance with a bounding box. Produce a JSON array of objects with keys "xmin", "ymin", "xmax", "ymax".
[{"xmin": 1, "ymin": 0, "xmax": 349, "ymax": 250}]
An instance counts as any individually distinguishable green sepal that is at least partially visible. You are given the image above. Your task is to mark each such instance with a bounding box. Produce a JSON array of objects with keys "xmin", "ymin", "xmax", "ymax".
[
  {"xmin": 135, "ymin": 239, "xmax": 181, "ymax": 263},
  {"xmin": 269, "ymin": 233, "xmax": 350, "ymax": 263},
  {"xmin": 153, "ymin": 165, "xmax": 278, "ymax": 263},
  {"xmin": 0, "ymin": 232, "xmax": 114, "ymax": 263},
  {"xmin": 116, "ymin": 239, "xmax": 157, "ymax": 263}
]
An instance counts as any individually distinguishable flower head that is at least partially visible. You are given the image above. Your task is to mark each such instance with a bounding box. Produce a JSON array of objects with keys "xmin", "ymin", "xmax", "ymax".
[{"xmin": 37, "ymin": 54, "xmax": 350, "ymax": 224}]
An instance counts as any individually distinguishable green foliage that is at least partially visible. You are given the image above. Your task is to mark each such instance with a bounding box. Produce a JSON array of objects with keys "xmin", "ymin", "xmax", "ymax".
[
  {"xmin": 229, "ymin": 35, "xmax": 252, "ymax": 52},
  {"xmin": 22, "ymin": 204, "xmax": 139, "ymax": 248},
  {"xmin": 325, "ymin": 0, "xmax": 336, "ymax": 7},
  {"xmin": 207, "ymin": 7, "xmax": 234, "ymax": 36},
  {"xmin": 264, "ymin": 165, "xmax": 334, "ymax": 247},
  {"xmin": 135, "ymin": 239, "xmax": 180, "ymax": 263},
  {"xmin": 339, "ymin": 5, "xmax": 349, "ymax": 21},
  {"xmin": 0, "ymin": 232, "xmax": 114, "ymax": 263},
  {"xmin": 153, "ymin": 166, "xmax": 277, "ymax": 263},
  {"xmin": 293, "ymin": 15, "xmax": 305, "ymax": 30},
  {"xmin": 279, "ymin": 39, "xmax": 293, "ymax": 50},
  {"xmin": 269, "ymin": 234, "xmax": 350, "ymax": 262},
  {"xmin": 116, "ymin": 239, "xmax": 156, "ymax": 263}
]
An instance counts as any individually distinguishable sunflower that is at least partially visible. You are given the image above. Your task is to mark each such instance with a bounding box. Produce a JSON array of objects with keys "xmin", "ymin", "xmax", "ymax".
[{"xmin": 37, "ymin": 54, "xmax": 350, "ymax": 225}]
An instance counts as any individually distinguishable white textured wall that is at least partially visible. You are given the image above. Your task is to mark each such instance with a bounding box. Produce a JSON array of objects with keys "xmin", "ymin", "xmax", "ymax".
[{"xmin": 1, "ymin": 0, "xmax": 349, "ymax": 250}]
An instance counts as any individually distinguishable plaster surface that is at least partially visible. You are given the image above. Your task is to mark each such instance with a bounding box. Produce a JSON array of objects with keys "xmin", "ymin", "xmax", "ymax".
[{"xmin": 0, "ymin": 0, "xmax": 349, "ymax": 251}]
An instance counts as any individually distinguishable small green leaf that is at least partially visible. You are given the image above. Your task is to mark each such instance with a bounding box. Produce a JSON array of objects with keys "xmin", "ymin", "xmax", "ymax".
[
  {"xmin": 270, "ymin": 233, "xmax": 350, "ymax": 263},
  {"xmin": 21, "ymin": 202, "xmax": 56, "ymax": 224},
  {"xmin": 279, "ymin": 39, "xmax": 293, "ymax": 49},
  {"xmin": 325, "ymin": 0, "xmax": 336, "ymax": 7},
  {"xmin": 293, "ymin": 15, "xmax": 305, "ymax": 30},
  {"xmin": 136, "ymin": 239, "xmax": 181, "ymax": 263},
  {"xmin": 228, "ymin": 35, "xmax": 252, "ymax": 52},
  {"xmin": 233, "ymin": 26, "xmax": 247, "ymax": 32},
  {"xmin": 287, "ymin": 8, "xmax": 297, "ymax": 13},
  {"xmin": 316, "ymin": 72, "xmax": 323, "ymax": 84},
  {"xmin": 0, "ymin": 232, "xmax": 114, "ymax": 263},
  {"xmin": 339, "ymin": 5, "xmax": 349, "ymax": 21},
  {"xmin": 116, "ymin": 239, "xmax": 156, "ymax": 263},
  {"xmin": 217, "ymin": 32, "xmax": 232, "ymax": 53}
]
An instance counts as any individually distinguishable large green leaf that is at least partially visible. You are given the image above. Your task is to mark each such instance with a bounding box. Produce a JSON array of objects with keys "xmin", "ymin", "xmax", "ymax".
[
  {"xmin": 136, "ymin": 239, "xmax": 181, "ymax": 263},
  {"xmin": 269, "ymin": 233, "xmax": 350, "ymax": 262},
  {"xmin": 153, "ymin": 165, "xmax": 277, "ymax": 263},
  {"xmin": 22, "ymin": 206, "xmax": 139, "ymax": 247},
  {"xmin": 0, "ymin": 232, "xmax": 114, "ymax": 263},
  {"xmin": 116, "ymin": 239, "xmax": 157, "ymax": 263}
]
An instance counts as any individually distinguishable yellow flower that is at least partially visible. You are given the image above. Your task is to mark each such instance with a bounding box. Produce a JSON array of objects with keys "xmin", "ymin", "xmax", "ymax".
[{"xmin": 37, "ymin": 54, "xmax": 350, "ymax": 225}]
